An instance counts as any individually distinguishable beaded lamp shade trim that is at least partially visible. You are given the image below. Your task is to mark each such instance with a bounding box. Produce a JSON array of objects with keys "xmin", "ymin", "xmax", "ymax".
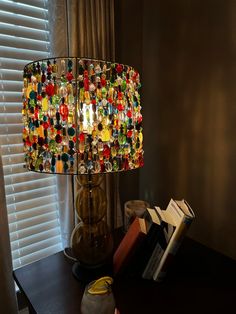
[{"xmin": 22, "ymin": 57, "xmax": 144, "ymax": 175}]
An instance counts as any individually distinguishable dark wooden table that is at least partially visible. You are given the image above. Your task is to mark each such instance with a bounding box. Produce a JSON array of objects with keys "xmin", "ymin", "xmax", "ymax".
[{"xmin": 13, "ymin": 237, "xmax": 236, "ymax": 314}]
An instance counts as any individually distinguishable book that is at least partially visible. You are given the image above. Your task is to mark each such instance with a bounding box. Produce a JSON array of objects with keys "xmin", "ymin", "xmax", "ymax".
[
  {"xmin": 142, "ymin": 207, "xmax": 175, "ymax": 279},
  {"xmin": 138, "ymin": 208, "xmax": 168, "ymax": 278},
  {"xmin": 113, "ymin": 216, "xmax": 147, "ymax": 276},
  {"xmin": 152, "ymin": 199, "xmax": 195, "ymax": 281}
]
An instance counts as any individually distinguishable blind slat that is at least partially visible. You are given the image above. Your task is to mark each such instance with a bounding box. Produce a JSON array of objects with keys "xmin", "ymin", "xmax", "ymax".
[
  {"xmin": 5, "ymin": 177, "xmax": 55, "ymax": 195},
  {"xmin": 0, "ymin": 69, "xmax": 23, "ymax": 81},
  {"xmin": 3, "ymin": 163, "xmax": 25, "ymax": 176},
  {"xmin": 10, "ymin": 219, "xmax": 60, "ymax": 242},
  {"xmin": 0, "ymin": 1, "xmax": 48, "ymax": 20},
  {"xmin": 0, "ymin": 11, "xmax": 48, "ymax": 30},
  {"xmin": 6, "ymin": 186, "xmax": 57, "ymax": 206},
  {"xmin": 0, "ymin": 46, "xmax": 49, "ymax": 60},
  {"xmin": 0, "ymin": 58, "xmax": 32, "ymax": 70},
  {"xmin": 0, "ymin": 34, "xmax": 49, "ymax": 52},
  {"xmin": 0, "ymin": 124, "xmax": 23, "ymax": 135},
  {"xmin": 0, "ymin": 133, "xmax": 22, "ymax": 145},
  {"xmin": 12, "ymin": 236, "xmax": 61, "ymax": 261},
  {"xmin": 2, "ymin": 153, "xmax": 25, "ymax": 166},
  {"xmin": 8, "ymin": 202, "xmax": 58, "ymax": 224},
  {"xmin": 1, "ymin": 143, "xmax": 23, "ymax": 156},
  {"xmin": 0, "ymin": 104, "xmax": 22, "ymax": 114},
  {"xmin": 11, "ymin": 227, "xmax": 61, "ymax": 251},
  {"xmin": 0, "ymin": 113, "xmax": 22, "ymax": 124},
  {"xmin": 7, "ymin": 195, "xmax": 58, "ymax": 214},
  {"xmin": 0, "ymin": 22, "xmax": 49, "ymax": 41},
  {"xmin": 12, "ymin": 0, "xmax": 47, "ymax": 9},
  {"xmin": 4, "ymin": 171, "xmax": 53, "ymax": 185},
  {"xmin": 9, "ymin": 211, "xmax": 59, "ymax": 233},
  {"xmin": 13, "ymin": 243, "xmax": 62, "ymax": 269}
]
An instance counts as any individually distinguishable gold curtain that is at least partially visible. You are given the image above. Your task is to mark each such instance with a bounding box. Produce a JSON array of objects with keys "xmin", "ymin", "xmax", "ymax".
[
  {"xmin": 67, "ymin": 0, "xmax": 115, "ymax": 60},
  {"xmin": 66, "ymin": 0, "xmax": 121, "ymax": 230}
]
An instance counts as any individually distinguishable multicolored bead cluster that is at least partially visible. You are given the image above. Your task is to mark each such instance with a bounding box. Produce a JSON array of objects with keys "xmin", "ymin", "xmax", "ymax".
[{"xmin": 22, "ymin": 58, "xmax": 144, "ymax": 174}]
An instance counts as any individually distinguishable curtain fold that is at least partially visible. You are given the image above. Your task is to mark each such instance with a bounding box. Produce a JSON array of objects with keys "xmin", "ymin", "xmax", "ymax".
[
  {"xmin": 0, "ymin": 149, "xmax": 18, "ymax": 314},
  {"xmin": 67, "ymin": 0, "xmax": 115, "ymax": 61},
  {"xmin": 48, "ymin": 0, "xmax": 74, "ymax": 248},
  {"xmin": 49, "ymin": 0, "xmax": 121, "ymax": 247},
  {"xmin": 66, "ymin": 0, "xmax": 121, "ymax": 231}
]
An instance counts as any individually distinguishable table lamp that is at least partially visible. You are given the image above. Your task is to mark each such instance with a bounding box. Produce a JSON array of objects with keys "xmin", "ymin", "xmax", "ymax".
[{"xmin": 22, "ymin": 57, "xmax": 144, "ymax": 280}]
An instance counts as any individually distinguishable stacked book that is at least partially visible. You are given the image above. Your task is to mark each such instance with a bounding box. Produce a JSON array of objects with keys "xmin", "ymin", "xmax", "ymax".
[{"xmin": 113, "ymin": 199, "xmax": 195, "ymax": 281}]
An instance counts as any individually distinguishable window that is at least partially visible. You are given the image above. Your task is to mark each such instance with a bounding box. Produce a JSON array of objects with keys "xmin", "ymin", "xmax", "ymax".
[{"xmin": 0, "ymin": 0, "xmax": 63, "ymax": 269}]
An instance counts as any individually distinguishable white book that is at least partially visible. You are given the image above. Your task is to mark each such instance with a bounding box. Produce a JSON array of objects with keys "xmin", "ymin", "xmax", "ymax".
[
  {"xmin": 152, "ymin": 199, "xmax": 195, "ymax": 282},
  {"xmin": 142, "ymin": 207, "xmax": 175, "ymax": 279}
]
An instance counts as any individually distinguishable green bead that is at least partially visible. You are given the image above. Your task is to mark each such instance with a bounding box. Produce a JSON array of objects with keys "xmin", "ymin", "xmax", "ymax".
[
  {"xmin": 121, "ymin": 80, "xmax": 126, "ymax": 91},
  {"xmin": 61, "ymin": 153, "xmax": 69, "ymax": 162},
  {"xmin": 29, "ymin": 90, "xmax": 36, "ymax": 100},
  {"xmin": 118, "ymin": 133, "xmax": 126, "ymax": 145},
  {"xmin": 68, "ymin": 127, "xmax": 75, "ymax": 137}
]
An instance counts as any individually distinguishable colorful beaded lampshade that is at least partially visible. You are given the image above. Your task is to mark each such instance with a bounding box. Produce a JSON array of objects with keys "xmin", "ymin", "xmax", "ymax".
[{"xmin": 22, "ymin": 57, "xmax": 144, "ymax": 175}]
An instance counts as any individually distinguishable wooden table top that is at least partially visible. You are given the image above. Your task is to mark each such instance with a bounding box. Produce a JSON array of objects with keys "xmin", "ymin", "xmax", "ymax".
[{"xmin": 14, "ymin": 237, "xmax": 236, "ymax": 314}]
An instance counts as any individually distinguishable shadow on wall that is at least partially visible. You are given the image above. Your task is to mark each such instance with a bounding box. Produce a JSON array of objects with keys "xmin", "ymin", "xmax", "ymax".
[{"xmin": 140, "ymin": 0, "xmax": 236, "ymax": 260}]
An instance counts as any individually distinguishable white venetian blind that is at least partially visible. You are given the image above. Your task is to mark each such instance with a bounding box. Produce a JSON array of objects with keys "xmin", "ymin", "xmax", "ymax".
[{"xmin": 0, "ymin": 0, "xmax": 63, "ymax": 269}]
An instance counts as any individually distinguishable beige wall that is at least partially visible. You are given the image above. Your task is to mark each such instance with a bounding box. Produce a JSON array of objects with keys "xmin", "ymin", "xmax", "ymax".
[{"xmin": 115, "ymin": 0, "xmax": 236, "ymax": 260}]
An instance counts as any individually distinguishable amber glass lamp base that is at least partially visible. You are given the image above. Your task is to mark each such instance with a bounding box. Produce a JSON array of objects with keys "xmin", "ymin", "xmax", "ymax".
[{"xmin": 70, "ymin": 174, "xmax": 113, "ymax": 277}]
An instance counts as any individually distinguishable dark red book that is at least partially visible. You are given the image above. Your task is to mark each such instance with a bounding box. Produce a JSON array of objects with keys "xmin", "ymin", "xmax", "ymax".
[{"xmin": 113, "ymin": 217, "xmax": 147, "ymax": 276}]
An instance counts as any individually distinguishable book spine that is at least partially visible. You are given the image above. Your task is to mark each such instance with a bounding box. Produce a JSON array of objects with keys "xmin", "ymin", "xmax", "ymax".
[
  {"xmin": 113, "ymin": 218, "xmax": 146, "ymax": 276},
  {"xmin": 142, "ymin": 241, "xmax": 165, "ymax": 279},
  {"xmin": 153, "ymin": 215, "xmax": 192, "ymax": 281}
]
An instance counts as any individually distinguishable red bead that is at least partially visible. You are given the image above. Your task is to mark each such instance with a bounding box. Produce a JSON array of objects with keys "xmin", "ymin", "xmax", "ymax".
[
  {"xmin": 47, "ymin": 65, "xmax": 52, "ymax": 73},
  {"xmin": 127, "ymin": 130, "xmax": 133, "ymax": 138},
  {"xmin": 101, "ymin": 78, "xmax": 106, "ymax": 87},
  {"xmin": 132, "ymin": 71, "xmax": 139, "ymax": 81},
  {"xmin": 55, "ymin": 134, "xmax": 62, "ymax": 143},
  {"xmin": 127, "ymin": 110, "xmax": 132, "ymax": 118},
  {"xmin": 116, "ymin": 64, "xmax": 123, "ymax": 74},
  {"xmin": 25, "ymin": 137, "xmax": 32, "ymax": 146},
  {"xmin": 103, "ymin": 144, "xmax": 110, "ymax": 158},
  {"xmin": 34, "ymin": 109, "xmax": 39, "ymax": 119},
  {"xmin": 41, "ymin": 74, "xmax": 46, "ymax": 83},
  {"xmin": 117, "ymin": 104, "xmax": 124, "ymax": 111},
  {"xmin": 84, "ymin": 77, "xmax": 89, "ymax": 91},
  {"xmin": 59, "ymin": 104, "xmax": 69, "ymax": 121},
  {"xmin": 46, "ymin": 83, "xmax": 54, "ymax": 97},
  {"xmin": 79, "ymin": 133, "xmax": 85, "ymax": 142},
  {"xmin": 118, "ymin": 92, "xmax": 123, "ymax": 100},
  {"xmin": 66, "ymin": 72, "xmax": 74, "ymax": 81},
  {"xmin": 43, "ymin": 122, "xmax": 49, "ymax": 129}
]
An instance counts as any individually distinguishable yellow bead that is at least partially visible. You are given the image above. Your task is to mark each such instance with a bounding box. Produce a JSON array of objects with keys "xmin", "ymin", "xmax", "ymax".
[
  {"xmin": 101, "ymin": 128, "xmax": 111, "ymax": 142},
  {"xmin": 42, "ymin": 98, "xmax": 48, "ymax": 111}
]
